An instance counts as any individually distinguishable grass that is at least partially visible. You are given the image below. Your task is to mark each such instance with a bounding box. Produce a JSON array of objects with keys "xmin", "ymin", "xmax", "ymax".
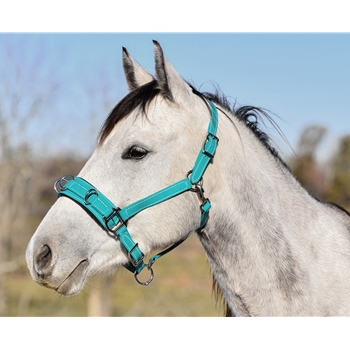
[{"xmin": 5, "ymin": 235, "xmax": 223, "ymax": 317}]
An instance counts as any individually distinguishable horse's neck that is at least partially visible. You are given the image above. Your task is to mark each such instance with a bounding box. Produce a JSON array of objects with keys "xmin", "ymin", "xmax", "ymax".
[{"xmin": 198, "ymin": 112, "xmax": 336, "ymax": 316}]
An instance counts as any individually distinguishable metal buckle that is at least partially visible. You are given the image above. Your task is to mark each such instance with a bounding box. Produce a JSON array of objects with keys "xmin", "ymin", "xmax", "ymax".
[
  {"xmin": 128, "ymin": 243, "xmax": 144, "ymax": 267},
  {"xmin": 103, "ymin": 207, "xmax": 128, "ymax": 234},
  {"xmin": 202, "ymin": 132, "xmax": 219, "ymax": 158}
]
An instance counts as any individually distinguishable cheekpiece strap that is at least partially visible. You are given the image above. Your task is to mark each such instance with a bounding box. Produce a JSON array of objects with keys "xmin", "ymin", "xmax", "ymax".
[{"xmin": 190, "ymin": 100, "xmax": 219, "ymax": 184}]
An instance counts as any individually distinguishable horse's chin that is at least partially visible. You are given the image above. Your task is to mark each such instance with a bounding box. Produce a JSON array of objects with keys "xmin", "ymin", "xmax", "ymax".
[{"xmin": 55, "ymin": 259, "xmax": 89, "ymax": 296}]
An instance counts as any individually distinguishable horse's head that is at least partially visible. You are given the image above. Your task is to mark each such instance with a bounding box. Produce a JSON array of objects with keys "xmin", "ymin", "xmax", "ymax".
[{"xmin": 26, "ymin": 41, "xmax": 219, "ymax": 295}]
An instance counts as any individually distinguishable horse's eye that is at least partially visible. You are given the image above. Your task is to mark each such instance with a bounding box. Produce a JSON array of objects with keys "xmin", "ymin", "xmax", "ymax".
[{"xmin": 124, "ymin": 146, "xmax": 148, "ymax": 160}]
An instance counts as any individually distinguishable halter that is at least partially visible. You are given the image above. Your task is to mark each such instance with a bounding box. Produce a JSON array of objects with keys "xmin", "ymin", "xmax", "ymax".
[{"xmin": 54, "ymin": 99, "xmax": 219, "ymax": 286}]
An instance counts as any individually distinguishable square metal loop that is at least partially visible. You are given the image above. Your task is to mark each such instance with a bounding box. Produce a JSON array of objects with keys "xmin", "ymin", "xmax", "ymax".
[
  {"xmin": 103, "ymin": 207, "xmax": 127, "ymax": 233},
  {"xmin": 128, "ymin": 243, "xmax": 144, "ymax": 267},
  {"xmin": 202, "ymin": 133, "xmax": 219, "ymax": 158}
]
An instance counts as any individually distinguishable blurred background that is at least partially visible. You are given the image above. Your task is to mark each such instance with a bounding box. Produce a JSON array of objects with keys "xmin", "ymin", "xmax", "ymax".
[{"xmin": 0, "ymin": 33, "xmax": 350, "ymax": 317}]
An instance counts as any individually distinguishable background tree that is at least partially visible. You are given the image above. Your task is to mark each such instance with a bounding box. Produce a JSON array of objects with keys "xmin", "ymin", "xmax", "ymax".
[
  {"xmin": 0, "ymin": 39, "xmax": 59, "ymax": 315},
  {"xmin": 325, "ymin": 135, "xmax": 350, "ymax": 211},
  {"xmin": 290, "ymin": 124, "xmax": 328, "ymax": 199}
]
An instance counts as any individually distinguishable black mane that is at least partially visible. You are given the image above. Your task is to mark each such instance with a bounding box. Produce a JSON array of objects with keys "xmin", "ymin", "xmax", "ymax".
[
  {"xmin": 98, "ymin": 81, "xmax": 290, "ymax": 171},
  {"xmin": 98, "ymin": 80, "xmax": 161, "ymax": 144},
  {"xmin": 198, "ymin": 90, "xmax": 291, "ymax": 171}
]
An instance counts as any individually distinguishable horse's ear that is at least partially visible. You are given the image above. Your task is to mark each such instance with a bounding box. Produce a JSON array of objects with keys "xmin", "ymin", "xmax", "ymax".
[
  {"xmin": 122, "ymin": 47, "xmax": 154, "ymax": 91},
  {"xmin": 153, "ymin": 40, "xmax": 192, "ymax": 103}
]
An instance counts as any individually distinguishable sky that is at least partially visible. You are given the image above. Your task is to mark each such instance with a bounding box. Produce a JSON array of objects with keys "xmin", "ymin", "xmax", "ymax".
[{"xmin": 1, "ymin": 3, "xmax": 350, "ymax": 162}]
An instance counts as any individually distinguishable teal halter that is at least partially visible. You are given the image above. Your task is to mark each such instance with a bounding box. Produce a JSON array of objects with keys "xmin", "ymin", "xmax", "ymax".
[{"xmin": 54, "ymin": 99, "xmax": 219, "ymax": 286}]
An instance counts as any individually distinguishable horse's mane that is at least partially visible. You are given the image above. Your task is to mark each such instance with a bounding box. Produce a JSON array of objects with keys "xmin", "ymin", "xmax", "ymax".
[
  {"xmin": 98, "ymin": 80, "xmax": 161, "ymax": 145},
  {"xmin": 197, "ymin": 89, "xmax": 291, "ymax": 172},
  {"xmin": 99, "ymin": 81, "xmax": 289, "ymax": 171},
  {"xmin": 98, "ymin": 81, "xmax": 291, "ymax": 317}
]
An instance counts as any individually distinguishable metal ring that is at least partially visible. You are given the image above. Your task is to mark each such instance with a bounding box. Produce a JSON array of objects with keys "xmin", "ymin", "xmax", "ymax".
[
  {"xmin": 134, "ymin": 266, "xmax": 154, "ymax": 286},
  {"xmin": 84, "ymin": 188, "xmax": 98, "ymax": 205},
  {"xmin": 54, "ymin": 175, "xmax": 74, "ymax": 193},
  {"xmin": 186, "ymin": 170, "xmax": 203, "ymax": 193},
  {"xmin": 186, "ymin": 170, "xmax": 203, "ymax": 188}
]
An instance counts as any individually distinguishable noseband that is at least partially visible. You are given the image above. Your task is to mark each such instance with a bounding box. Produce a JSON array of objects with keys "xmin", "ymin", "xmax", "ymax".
[{"xmin": 54, "ymin": 99, "xmax": 219, "ymax": 286}]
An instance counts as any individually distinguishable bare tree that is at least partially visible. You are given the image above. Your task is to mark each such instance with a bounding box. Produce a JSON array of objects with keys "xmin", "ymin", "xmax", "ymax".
[
  {"xmin": 0, "ymin": 38, "xmax": 59, "ymax": 315},
  {"xmin": 290, "ymin": 124, "xmax": 328, "ymax": 199},
  {"xmin": 325, "ymin": 135, "xmax": 350, "ymax": 210},
  {"xmin": 296, "ymin": 125, "xmax": 327, "ymax": 160}
]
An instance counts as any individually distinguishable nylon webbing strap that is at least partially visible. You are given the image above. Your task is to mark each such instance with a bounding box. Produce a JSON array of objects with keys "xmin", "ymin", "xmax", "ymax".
[
  {"xmin": 190, "ymin": 100, "xmax": 219, "ymax": 184},
  {"xmin": 58, "ymin": 176, "xmax": 193, "ymax": 274},
  {"xmin": 123, "ymin": 178, "xmax": 192, "ymax": 219},
  {"xmin": 55, "ymin": 99, "xmax": 219, "ymax": 282},
  {"xmin": 57, "ymin": 177, "xmax": 145, "ymax": 271}
]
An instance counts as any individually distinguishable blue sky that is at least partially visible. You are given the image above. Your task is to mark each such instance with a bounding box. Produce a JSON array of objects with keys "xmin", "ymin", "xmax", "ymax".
[{"xmin": 1, "ymin": 33, "xmax": 349, "ymax": 161}]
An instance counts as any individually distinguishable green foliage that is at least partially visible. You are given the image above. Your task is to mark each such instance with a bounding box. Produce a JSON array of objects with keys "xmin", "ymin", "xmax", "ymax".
[
  {"xmin": 325, "ymin": 135, "xmax": 350, "ymax": 210},
  {"xmin": 290, "ymin": 126, "xmax": 350, "ymax": 211},
  {"xmin": 290, "ymin": 125, "xmax": 328, "ymax": 199}
]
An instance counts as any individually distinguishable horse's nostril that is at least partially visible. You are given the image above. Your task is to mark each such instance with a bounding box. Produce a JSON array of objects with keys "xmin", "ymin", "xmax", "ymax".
[{"xmin": 35, "ymin": 244, "xmax": 52, "ymax": 278}]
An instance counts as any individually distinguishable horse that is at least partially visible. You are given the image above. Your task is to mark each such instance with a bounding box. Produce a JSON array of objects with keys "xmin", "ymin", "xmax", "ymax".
[{"xmin": 26, "ymin": 41, "xmax": 350, "ymax": 316}]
